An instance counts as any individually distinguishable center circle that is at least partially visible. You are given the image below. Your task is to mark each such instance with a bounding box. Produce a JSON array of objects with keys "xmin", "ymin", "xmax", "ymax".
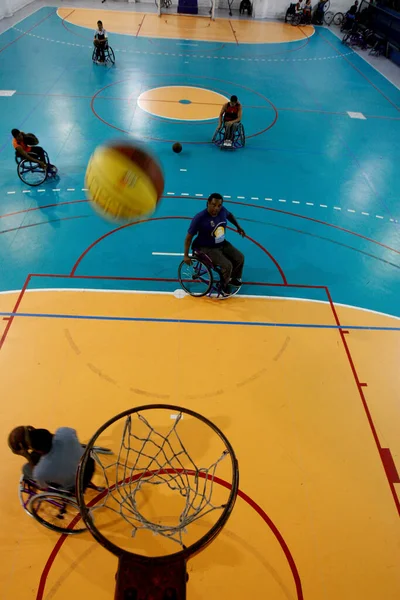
[{"xmin": 137, "ymin": 86, "xmax": 228, "ymax": 121}]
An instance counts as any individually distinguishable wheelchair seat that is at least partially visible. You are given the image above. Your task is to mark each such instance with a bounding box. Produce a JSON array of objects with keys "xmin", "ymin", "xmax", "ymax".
[
  {"xmin": 92, "ymin": 41, "xmax": 115, "ymax": 65},
  {"xmin": 178, "ymin": 249, "xmax": 242, "ymax": 299},
  {"xmin": 15, "ymin": 149, "xmax": 58, "ymax": 187},
  {"xmin": 212, "ymin": 122, "xmax": 245, "ymax": 150}
]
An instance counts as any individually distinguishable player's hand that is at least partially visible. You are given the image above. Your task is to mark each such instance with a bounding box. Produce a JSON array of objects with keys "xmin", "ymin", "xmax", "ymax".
[
  {"xmin": 237, "ymin": 227, "xmax": 245, "ymax": 237},
  {"xmin": 183, "ymin": 255, "xmax": 192, "ymax": 265},
  {"xmin": 39, "ymin": 161, "xmax": 47, "ymax": 170}
]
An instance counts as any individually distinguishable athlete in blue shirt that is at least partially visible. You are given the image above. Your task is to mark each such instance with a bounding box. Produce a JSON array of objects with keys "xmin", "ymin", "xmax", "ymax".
[
  {"xmin": 184, "ymin": 193, "xmax": 245, "ymax": 293},
  {"xmin": 8, "ymin": 425, "xmax": 94, "ymax": 491}
]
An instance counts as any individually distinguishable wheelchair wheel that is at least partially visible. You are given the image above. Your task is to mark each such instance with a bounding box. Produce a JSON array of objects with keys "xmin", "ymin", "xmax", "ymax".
[
  {"xmin": 212, "ymin": 127, "xmax": 224, "ymax": 148},
  {"xmin": 18, "ymin": 476, "xmax": 37, "ymax": 517},
  {"xmin": 106, "ymin": 46, "xmax": 115, "ymax": 65},
  {"xmin": 28, "ymin": 492, "xmax": 86, "ymax": 535},
  {"xmin": 333, "ymin": 12, "xmax": 344, "ymax": 26},
  {"xmin": 18, "ymin": 159, "xmax": 47, "ymax": 187},
  {"xmin": 233, "ymin": 124, "xmax": 245, "ymax": 149},
  {"xmin": 324, "ymin": 10, "xmax": 334, "ymax": 25},
  {"xmin": 178, "ymin": 258, "xmax": 212, "ymax": 297}
]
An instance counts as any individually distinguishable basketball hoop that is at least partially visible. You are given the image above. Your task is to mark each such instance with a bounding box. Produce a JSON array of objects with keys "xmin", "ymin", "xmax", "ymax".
[{"xmin": 77, "ymin": 404, "xmax": 239, "ymax": 599}]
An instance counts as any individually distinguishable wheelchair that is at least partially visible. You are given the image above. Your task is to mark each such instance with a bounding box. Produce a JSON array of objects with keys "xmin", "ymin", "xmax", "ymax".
[
  {"xmin": 92, "ymin": 41, "xmax": 115, "ymax": 65},
  {"xmin": 212, "ymin": 122, "xmax": 245, "ymax": 150},
  {"xmin": 178, "ymin": 250, "xmax": 242, "ymax": 298},
  {"xmin": 18, "ymin": 445, "xmax": 111, "ymax": 535},
  {"xmin": 16, "ymin": 150, "xmax": 58, "ymax": 187}
]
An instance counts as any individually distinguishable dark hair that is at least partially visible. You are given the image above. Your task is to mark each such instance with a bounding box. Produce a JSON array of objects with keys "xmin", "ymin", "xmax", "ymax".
[
  {"xmin": 207, "ymin": 193, "xmax": 223, "ymax": 203},
  {"xmin": 11, "ymin": 129, "xmax": 20, "ymax": 138},
  {"xmin": 97, "ymin": 20, "xmax": 103, "ymax": 25},
  {"xmin": 29, "ymin": 428, "xmax": 53, "ymax": 454},
  {"xmin": 230, "ymin": 95, "xmax": 238, "ymax": 103}
]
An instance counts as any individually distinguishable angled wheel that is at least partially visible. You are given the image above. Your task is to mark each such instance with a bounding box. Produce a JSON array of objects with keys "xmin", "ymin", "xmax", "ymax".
[
  {"xmin": 324, "ymin": 10, "xmax": 334, "ymax": 25},
  {"xmin": 333, "ymin": 12, "xmax": 344, "ymax": 26},
  {"xmin": 18, "ymin": 159, "xmax": 47, "ymax": 186},
  {"xmin": 28, "ymin": 492, "xmax": 86, "ymax": 535},
  {"xmin": 107, "ymin": 46, "xmax": 115, "ymax": 65},
  {"xmin": 212, "ymin": 127, "xmax": 225, "ymax": 147},
  {"xmin": 178, "ymin": 258, "xmax": 213, "ymax": 297},
  {"xmin": 19, "ymin": 476, "xmax": 38, "ymax": 517}
]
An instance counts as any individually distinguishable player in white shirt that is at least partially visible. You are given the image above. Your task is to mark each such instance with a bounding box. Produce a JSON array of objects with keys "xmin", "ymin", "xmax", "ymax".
[{"xmin": 94, "ymin": 20, "xmax": 108, "ymax": 64}]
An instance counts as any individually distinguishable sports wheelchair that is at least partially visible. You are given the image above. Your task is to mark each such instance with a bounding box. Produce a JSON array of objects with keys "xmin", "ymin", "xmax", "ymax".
[
  {"xmin": 18, "ymin": 445, "xmax": 111, "ymax": 535},
  {"xmin": 15, "ymin": 150, "xmax": 58, "ymax": 187},
  {"xmin": 212, "ymin": 122, "xmax": 245, "ymax": 150},
  {"xmin": 178, "ymin": 249, "xmax": 242, "ymax": 298},
  {"xmin": 92, "ymin": 41, "xmax": 115, "ymax": 65}
]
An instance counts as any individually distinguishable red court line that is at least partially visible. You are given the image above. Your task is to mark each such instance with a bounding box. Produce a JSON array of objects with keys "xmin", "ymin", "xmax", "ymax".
[
  {"xmin": 229, "ymin": 20, "xmax": 239, "ymax": 45},
  {"xmin": 0, "ymin": 8, "xmax": 57, "ymax": 54},
  {"xmin": 324, "ymin": 286, "xmax": 400, "ymax": 517},
  {"xmin": 1, "ymin": 273, "xmax": 398, "ymax": 516},
  {"xmin": 0, "ymin": 274, "xmax": 31, "ymax": 351},
  {"xmin": 35, "ymin": 475, "xmax": 303, "ymax": 600},
  {"xmin": 1, "ymin": 196, "xmax": 397, "ymax": 258},
  {"xmin": 69, "ymin": 216, "xmax": 288, "ymax": 284},
  {"xmin": 136, "ymin": 14, "xmax": 146, "ymax": 38},
  {"xmin": 381, "ymin": 449, "xmax": 400, "ymax": 484}
]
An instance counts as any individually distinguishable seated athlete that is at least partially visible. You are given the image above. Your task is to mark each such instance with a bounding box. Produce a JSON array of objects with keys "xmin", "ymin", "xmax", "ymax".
[
  {"xmin": 184, "ymin": 193, "xmax": 245, "ymax": 295},
  {"xmin": 8, "ymin": 425, "xmax": 94, "ymax": 491},
  {"xmin": 11, "ymin": 129, "xmax": 47, "ymax": 170},
  {"xmin": 303, "ymin": 0, "xmax": 312, "ymax": 23},
  {"xmin": 217, "ymin": 95, "xmax": 242, "ymax": 146},
  {"xmin": 94, "ymin": 20, "xmax": 108, "ymax": 64}
]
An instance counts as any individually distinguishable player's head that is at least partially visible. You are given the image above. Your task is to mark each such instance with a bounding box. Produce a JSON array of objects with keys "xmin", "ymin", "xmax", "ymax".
[
  {"xmin": 97, "ymin": 20, "xmax": 103, "ymax": 30},
  {"xmin": 207, "ymin": 193, "xmax": 223, "ymax": 217},
  {"xmin": 11, "ymin": 128, "xmax": 22, "ymax": 142},
  {"xmin": 230, "ymin": 95, "xmax": 238, "ymax": 105},
  {"xmin": 28, "ymin": 427, "xmax": 54, "ymax": 454}
]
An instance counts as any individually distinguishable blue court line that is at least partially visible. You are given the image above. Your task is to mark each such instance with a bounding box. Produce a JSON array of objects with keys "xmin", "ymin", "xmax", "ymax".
[{"xmin": 1, "ymin": 312, "xmax": 400, "ymax": 331}]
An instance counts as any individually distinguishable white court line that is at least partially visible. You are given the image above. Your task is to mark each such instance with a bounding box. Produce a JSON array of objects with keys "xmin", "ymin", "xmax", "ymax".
[
  {"xmin": 278, "ymin": 199, "xmax": 286, "ymax": 203},
  {"xmin": 195, "ymin": 194, "xmax": 203, "ymax": 197},
  {"xmin": 264, "ymin": 198, "xmax": 272, "ymax": 201},
  {"xmin": 180, "ymin": 169, "xmax": 187, "ymax": 172},
  {"xmin": 362, "ymin": 212, "xmax": 370, "ymax": 216},
  {"xmin": 167, "ymin": 192, "xmax": 175, "ymax": 195},
  {"xmin": 334, "ymin": 206, "xmax": 341, "ymax": 210},
  {"xmin": 320, "ymin": 204, "xmax": 328, "ymax": 208},
  {"xmin": 152, "ymin": 252, "xmax": 184, "ymax": 256},
  {"xmin": 181, "ymin": 193, "xmax": 189, "ymax": 196},
  {"xmin": 1, "ymin": 288, "xmax": 398, "ymax": 321},
  {"xmin": 7, "ymin": 191, "xmax": 15, "ymax": 194},
  {"xmin": 306, "ymin": 202, "xmax": 314, "ymax": 206},
  {"xmin": 237, "ymin": 196, "xmax": 245, "ymax": 199},
  {"xmin": 347, "ymin": 209, "xmax": 355, "ymax": 213},
  {"xmin": 376, "ymin": 215, "xmax": 384, "ymax": 219},
  {"xmin": 292, "ymin": 201, "xmax": 300, "ymax": 204}
]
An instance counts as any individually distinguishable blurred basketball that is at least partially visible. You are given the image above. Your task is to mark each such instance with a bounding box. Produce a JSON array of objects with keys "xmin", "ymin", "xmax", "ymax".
[
  {"xmin": 172, "ymin": 142, "xmax": 182, "ymax": 154},
  {"xmin": 8, "ymin": 426, "xmax": 27, "ymax": 452},
  {"xmin": 85, "ymin": 142, "xmax": 164, "ymax": 222}
]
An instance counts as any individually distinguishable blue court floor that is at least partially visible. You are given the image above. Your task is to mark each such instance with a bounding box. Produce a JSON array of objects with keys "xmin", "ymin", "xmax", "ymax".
[{"xmin": 0, "ymin": 7, "xmax": 399, "ymax": 317}]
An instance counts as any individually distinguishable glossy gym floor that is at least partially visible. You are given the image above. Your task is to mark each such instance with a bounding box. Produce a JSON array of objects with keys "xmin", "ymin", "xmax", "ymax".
[{"xmin": 0, "ymin": 6, "xmax": 399, "ymax": 600}]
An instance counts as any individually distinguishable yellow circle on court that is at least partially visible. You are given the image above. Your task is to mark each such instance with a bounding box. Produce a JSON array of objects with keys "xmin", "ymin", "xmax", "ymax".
[{"xmin": 137, "ymin": 86, "xmax": 229, "ymax": 121}]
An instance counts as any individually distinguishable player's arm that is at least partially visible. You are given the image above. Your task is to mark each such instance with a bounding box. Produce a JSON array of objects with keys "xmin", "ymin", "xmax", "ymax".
[
  {"xmin": 218, "ymin": 104, "xmax": 226, "ymax": 129},
  {"xmin": 184, "ymin": 233, "xmax": 194, "ymax": 264},
  {"xmin": 227, "ymin": 212, "xmax": 245, "ymax": 237},
  {"xmin": 15, "ymin": 145, "xmax": 44, "ymax": 167}
]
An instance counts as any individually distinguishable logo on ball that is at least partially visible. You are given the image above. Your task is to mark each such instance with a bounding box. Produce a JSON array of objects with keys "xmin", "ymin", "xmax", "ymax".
[{"xmin": 121, "ymin": 171, "xmax": 138, "ymax": 188}]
